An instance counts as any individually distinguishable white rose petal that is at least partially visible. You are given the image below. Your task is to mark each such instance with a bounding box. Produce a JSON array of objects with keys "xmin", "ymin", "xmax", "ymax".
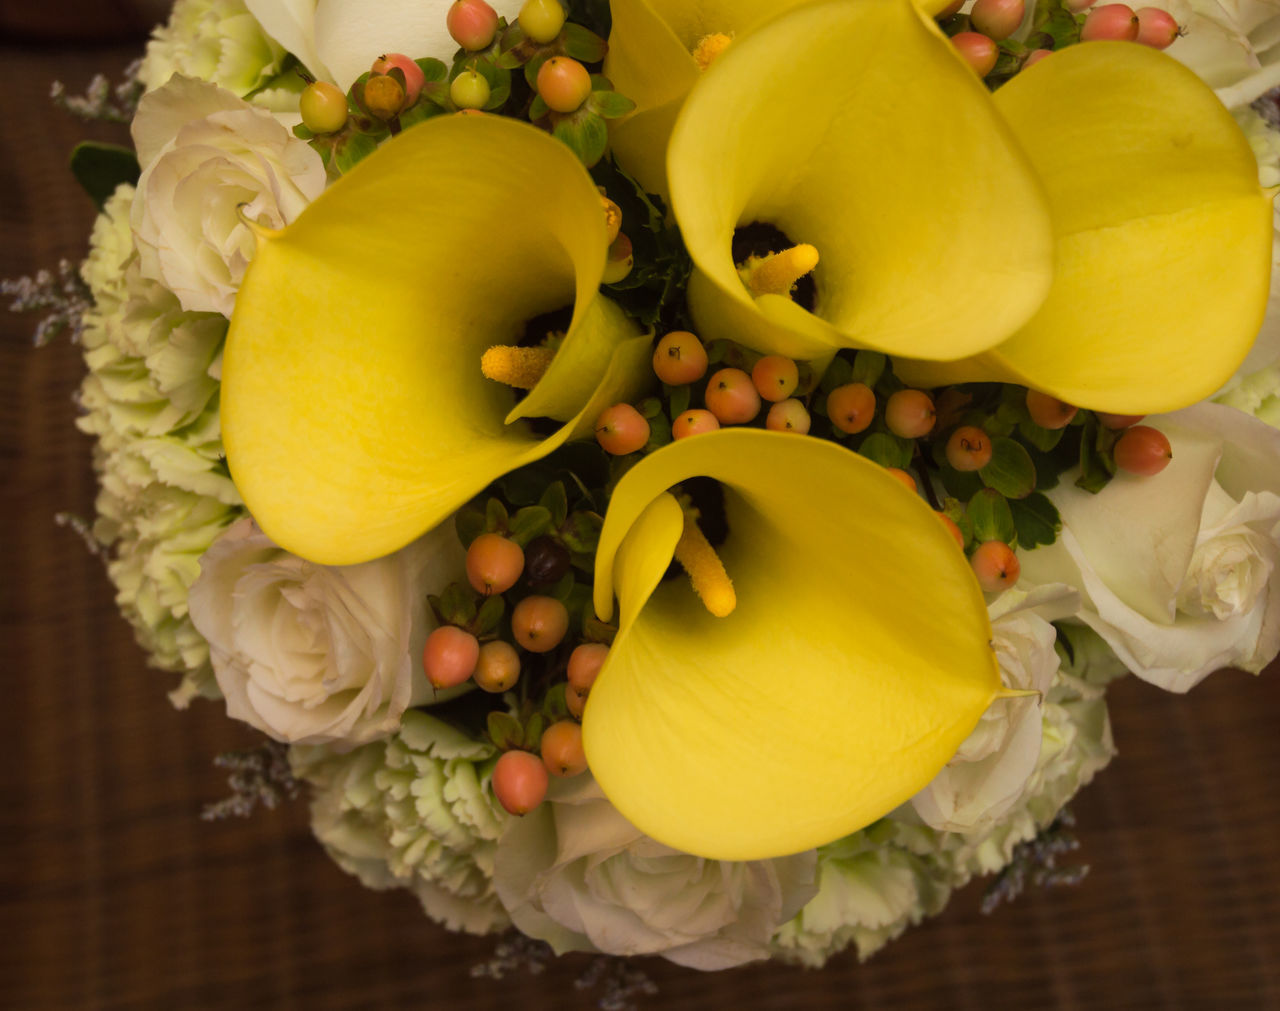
[{"xmin": 190, "ymin": 516, "xmax": 463, "ymax": 745}]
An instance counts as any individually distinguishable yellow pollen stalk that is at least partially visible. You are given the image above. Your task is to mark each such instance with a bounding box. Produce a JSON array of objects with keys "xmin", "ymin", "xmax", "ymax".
[
  {"xmin": 674, "ymin": 511, "xmax": 736, "ymax": 617},
  {"xmin": 738, "ymin": 244, "xmax": 819, "ymax": 298},
  {"xmin": 480, "ymin": 345, "xmax": 556, "ymax": 389},
  {"xmin": 692, "ymin": 32, "xmax": 734, "ymax": 71}
]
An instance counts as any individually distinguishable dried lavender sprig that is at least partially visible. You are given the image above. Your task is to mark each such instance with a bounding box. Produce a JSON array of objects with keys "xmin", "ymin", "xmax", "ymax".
[
  {"xmin": 576, "ymin": 957, "xmax": 659, "ymax": 1011},
  {"xmin": 201, "ymin": 740, "xmax": 299, "ymax": 820},
  {"xmin": 49, "ymin": 58, "xmax": 143, "ymax": 124},
  {"xmin": 470, "ymin": 932, "xmax": 553, "ymax": 980},
  {"xmin": 981, "ymin": 807, "xmax": 1089, "ymax": 915},
  {"xmin": 3, "ymin": 262, "xmax": 91, "ymax": 346}
]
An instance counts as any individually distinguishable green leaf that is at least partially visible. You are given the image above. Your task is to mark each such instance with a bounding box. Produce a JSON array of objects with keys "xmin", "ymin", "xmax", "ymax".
[
  {"xmin": 522, "ymin": 712, "xmax": 546, "ymax": 750},
  {"xmin": 561, "ymin": 511, "xmax": 604, "ymax": 554},
  {"xmin": 1018, "ymin": 418, "xmax": 1066, "ymax": 452},
  {"xmin": 69, "ymin": 142, "xmax": 140, "ymax": 210},
  {"xmin": 509, "ymin": 505, "xmax": 554, "ymax": 546},
  {"xmin": 487, "ymin": 711, "xmax": 523, "ymax": 750},
  {"xmin": 819, "ymin": 355, "xmax": 853, "ymax": 393},
  {"xmin": 588, "ymin": 90, "xmax": 636, "ymax": 119},
  {"xmin": 967, "ymin": 488, "xmax": 1017, "ymax": 545},
  {"xmin": 553, "ymin": 109, "xmax": 609, "ymax": 166},
  {"xmin": 858, "ymin": 432, "xmax": 912, "ymax": 469},
  {"xmin": 644, "ymin": 411, "xmax": 672, "ymax": 450},
  {"xmin": 548, "ymin": 569, "xmax": 576, "ymax": 602},
  {"xmin": 529, "ymin": 94, "xmax": 549, "ymax": 120},
  {"xmin": 333, "ymin": 130, "xmax": 380, "ymax": 174},
  {"xmin": 979, "ymin": 437, "xmax": 1037, "ymax": 499},
  {"xmin": 941, "ymin": 496, "xmax": 975, "ymax": 548},
  {"xmin": 474, "ymin": 594, "xmax": 506, "ymax": 636},
  {"xmin": 413, "ymin": 57, "xmax": 449, "ymax": 83},
  {"xmin": 539, "ymin": 481, "xmax": 569, "ymax": 527},
  {"xmin": 455, "ymin": 507, "xmax": 486, "ymax": 548},
  {"xmin": 636, "ymin": 396, "xmax": 663, "ymax": 419},
  {"xmin": 398, "ymin": 100, "xmax": 445, "ymax": 131},
  {"xmin": 561, "ymin": 22, "xmax": 608, "ymax": 61},
  {"xmin": 485, "ymin": 498, "xmax": 510, "ymax": 533},
  {"xmin": 850, "ymin": 351, "xmax": 886, "ymax": 387},
  {"xmin": 1075, "ymin": 413, "xmax": 1115, "ymax": 493},
  {"xmin": 438, "ymin": 582, "xmax": 478, "ymax": 626},
  {"xmin": 667, "ymin": 382, "xmax": 691, "ymax": 419},
  {"xmin": 1009, "ymin": 492, "xmax": 1061, "ymax": 551},
  {"xmin": 542, "ymin": 683, "xmax": 571, "ymax": 721}
]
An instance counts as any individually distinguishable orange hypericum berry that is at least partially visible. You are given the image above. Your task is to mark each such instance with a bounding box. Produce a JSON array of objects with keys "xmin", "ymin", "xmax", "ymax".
[
  {"xmin": 951, "ymin": 32, "xmax": 999, "ymax": 76},
  {"xmin": 466, "ymin": 532, "xmax": 525, "ymax": 596},
  {"xmin": 423, "ymin": 625, "xmax": 480, "ymax": 689},
  {"xmin": 885, "ymin": 467, "xmax": 918, "ymax": 493},
  {"xmin": 970, "ymin": 540, "xmax": 1021, "ymax": 593},
  {"xmin": 1024, "ymin": 48, "xmax": 1053, "ymax": 67},
  {"xmin": 473, "ymin": 640, "xmax": 521, "ymax": 692},
  {"xmin": 937, "ymin": 512, "xmax": 965, "ymax": 549},
  {"xmin": 594, "ymin": 402, "xmax": 650, "ymax": 455},
  {"xmin": 1025, "ymin": 390, "xmax": 1078, "ymax": 429},
  {"xmin": 603, "ymin": 232, "xmax": 634, "ymax": 284},
  {"xmin": 492, "ymin": 750, "xmax": 548, "ymax": 815},
  {"xmin": 364, "ymin": 74, "xmax": 406, "ymax": 119},
  {"xmin": 971, "ymin": 0, "xmax": 1025, "ymax": 40},
  {"xmin": 704, "ymin": 367, "xmax": 761, "ymax": 425},
  {"xmin": 1081, "ymin": 3, "xmax": 1139, "ymax": 41},
  {"xmin": 299, "ymin": 81, "xmax": 349, "ymax": 133},
  {"xmin": 511, "ymin": 595, "xmax": 570, "ymax": 652},
  {"xmin": 884, "ymin": 389, "xmax": 936, "ymax": 438},
  {"xmin": 751, "ymin": 355, "xmax": 800, "ymax": 402},
  {"xmin": 540, "ymin": 720, "xmax": 588, "ymax": 777},
  {"xmin": 1114, "ymin": 425, "xmax": 1172, "ymax": 476},
  {"xmin": 567, "ymin": 642, "xmax": 608, "ymax": 693},
  {"xmin": 537, "ymin": 56, "xmax": 592, "ymax": 113},
  {"xmin": 447, "ymin": 0, "xmax": 500, "ymax": 50},
  {"xmin": 826, "ymin": 383, "xmax": 876, "ymax": 435},
  {"xmin": 1135, "ymin": 6, "xmax": 1179, "ymax": 47},
  {"xmin": 945, "ymin": 426, "xmax": 993, "ymax": 471},
  {"xmin": 652, "ymin": 331, "xmax": 708, "ymax": 385},
  {"xmin": 672, "ymin": 409, "xmax": 721, "ymax": 439},
  {"xmin": 765, "ymin": 399, "xmax": 811, "ymax": 434},
  {"xmin": 371, "ymin": 53, "xmax": 425, "ymax": 105}
]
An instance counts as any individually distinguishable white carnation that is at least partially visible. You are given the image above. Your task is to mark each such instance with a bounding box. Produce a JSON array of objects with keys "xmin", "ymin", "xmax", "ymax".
[{"xmin": 139, "ymin": 0, "xmax": 287, "ymax": 100}]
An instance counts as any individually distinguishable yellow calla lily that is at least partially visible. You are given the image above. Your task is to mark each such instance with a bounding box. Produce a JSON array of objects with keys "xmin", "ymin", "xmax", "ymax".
[
  {"xmin": 222, "ymin": 116, "xmax": 650, "ymax": 565},
  {"xmin": 584, "ymin": 428, "xmax": 1002, "ymax": 861},
  {"xmin": 895, "ymin": 43, "xmax": 1275, "ymax": 413},
  {"xmin": 605, "ymin": 0, "xmax": 956, "ymax": 197},
  {"xmin": 665, "ymin": 0, "xmax": 1057, "ymax": 364}
]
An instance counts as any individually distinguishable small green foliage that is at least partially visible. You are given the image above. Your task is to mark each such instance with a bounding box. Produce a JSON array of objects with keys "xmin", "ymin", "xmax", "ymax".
[
  {"xmin": 858, "ymin": 432, "xmax": 913, "ymax": 469},
  {"xmin": 1010, "ymin": 492, "xmax": 1062, "ymax": 551},
  {"xmin": 539, "ymin": 481, "xmax": 569, "ymax": 527},
  {"xmin": 456, "ymin": 507, "xmax": 486, "ymax": 548},
  {"xmin": 509, "ymin": 505, "xmax": 554, "ymax": 546},
  {"xmin": 70, "ymin": 142, "xmax": 140, "ymax": 209},
  {"xmin": 850, "ymin": 350, "xmax": 886, "ymax": 388},
  {"xmin": 485, "ymin": 497, "xmax": 511, "ymax": 533},
  {"xmin": 553, "ymin": 108, "xmax": 609, "ymax": 165},
  {"xmin": 561, "ymin": 511, "xmax": 604, "ymax": 554},
  {"xmin": 1076, "ymin": 413, "xmax": 1116, "ymax": 493},
  {"xmin": 430, "ymin": 582, "xmax": 479, "ymax": 627},
  {"xmin": 967, "ymin": 488, "xmax": 1017, "ymax": 545},
  {"xmin": 980, "ymin": 437, "xmax": 1037, "ymax": 499},
  {"xmin": 332, "ymin": 130, "xmax": 380, "ymax": 174},
  {"xmin": 487, "ymin": 711, "xmax": 524, "ymax": 750},
  {"xmin": 562, "ymin": 22, "xmax": 609, "ymax": 62}
]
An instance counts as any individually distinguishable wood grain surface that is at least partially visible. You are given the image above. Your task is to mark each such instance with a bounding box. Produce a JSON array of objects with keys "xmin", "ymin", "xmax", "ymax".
[{"xmin": 3, "ymin": 39, "xmax": 1278, "ymax": 1011}]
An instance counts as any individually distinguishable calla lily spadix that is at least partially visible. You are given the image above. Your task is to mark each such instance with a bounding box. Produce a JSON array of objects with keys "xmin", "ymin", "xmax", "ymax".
[
  {"xmin": 584, "ymin": 428, "xmax": 1005, "ymax": 861},
  {"xmin": 222, "ymin": 115, "xmax": 650, "ymax": 566},
  {"xmin": 666, "ymin": 0, "xmax": 1057, "ymax": 365},
  {"xmin": 665, "ymin": 0, "xmax": 1273, "ymax": 412},
  {"xmin": 895, "ymin": 43, "xmax": 1275, "ymax": 414}
]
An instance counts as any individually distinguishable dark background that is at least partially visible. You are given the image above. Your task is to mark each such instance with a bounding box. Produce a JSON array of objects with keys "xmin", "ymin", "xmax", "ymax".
[{"xmin": 3, "ymin": 12, "xmax": 1279, "ymax": 1009}]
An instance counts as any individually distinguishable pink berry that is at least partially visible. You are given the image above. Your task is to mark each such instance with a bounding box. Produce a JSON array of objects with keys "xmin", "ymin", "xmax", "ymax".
[
  {"xmin": 1135, "ymin": 6, "xmax": 1180, "ymax": 47},
  {"xmin": 1114, "ymin": 425, "xmax": 1172, "ymax": 476},
  {"xmin": 466, "ymin": 532, "xmax": 525, "ymax": 595},
  {"xmin": 673, "ymin": 409, "xmax": 721, "ymax": 439},
  {"xmin": 945, "ymin": 426, "xmax": 993, "ymax": 471},
  {"xmin": 511, "ymin": 595, "xmax": 569, "ymax": 653},
  {"xmin": 826, "ymin": 383, "xmax": 876, "ymax": 435},
  {"xmin": 1081, "ymin": 4, "xmax": 1140, "ymax": 41},
  {"xmin": 1025, "ymin": 390, "xmax": 1078, "ymax": 430},
  {"xmin": 1024, "ymin": 48, "xmax": 1053, "ymax": 67},
  {"xmin": 971, "ymin": 0, "xmax": 1026, "ymax": 40},
  {"xmin": 885, "ymin": 389, "xmax": 936, "ymax": 439},
  {"xmin": 1065, "ymin": 0, "xmax": 1098, "ymax": 11},
  {"xmin": 567, "ymin": 642, "xmax": 608, "ymax": 693},
  {"xmin": 765, "ymin": 399, "xmax": 811, "ymax": 434},
  {"xmin": 594, "ymin": 402, "xmax": 650, "ymax": 455},
  {"xmin": 423, "ymin": 625, "xmax": 480, "ymax": 689},
  {"xmin": 447, "ymin": 0, "xmax": 499, "ymax": 50},
  {"xmin": 937, "ymin": 0, "xmax": 965, "ymax": 16},
  {"xmin": 652, "ymin": 331, "xmax": 708, "ymax": 385},
  {"xmin": 540, "ymin": 720, "xmax": 588, "ymax": 777},
  {"xmin": 492, "ymin": 750, "xmax": 548, "ymax": 815},
  {"xmin": 751, "ymin": 355, "xmax": 800, "ymax": 402},
  {"xmin": 1098, "ymin": 412, "xmax": 1145, "ymax": 429},
  {"xmin": 371, "ymin": 53, "xmax": 425, "ymax": 106},
  {"xmin": 704, "ymin": 368, "xmax": 761, "ymax": 424},
  {"xmin": 474, "ymin": 640, "xmax": 521, "ymax": 692},
  {"xmin": 537, "ymin": 56, "xmax": 592, "ymax": 113},
  {"xmin": 951, "ymin": 32, "xmax": 999, "ymax": 76},
  {"xmin": 971, "ymin": 540, "xmax": 1021, "ymax": 593}
]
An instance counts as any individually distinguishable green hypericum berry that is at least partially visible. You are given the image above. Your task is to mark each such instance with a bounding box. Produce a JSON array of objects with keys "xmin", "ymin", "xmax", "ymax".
[
  {"xmin": 450, "ymin": 69, "xmax": 491, "ymax": 110},
  {"xmin": 518, "ymin": 0, "xmax": 566, "ymax": 43},
  {"xmin": 300, "ymin": 81, "xmax": 349, "ymax": 133}
]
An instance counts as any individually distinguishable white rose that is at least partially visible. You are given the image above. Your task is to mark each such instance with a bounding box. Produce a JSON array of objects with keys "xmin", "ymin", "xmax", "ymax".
[
  {"xmin": 244, "ymin": 0, "xmax": 525, "ymax": 92},
  {"xmin": 909, "ymin": 585, "xmax": 1077, "ymax": 834},
  {"xmin": 1019, "ymin": 403, "xmax": 1280, "ymax": 693},
  {"xmin": 189, "ymin": 516, "xmax": 463, "ymax": 745},
  {"xmin": 493, "ymin": 776, "xmax": 818, "ymax": 970},
  {"xmin": 1148, "ymin": 0, "xmax": 1280, "ymax": 107},
  {"xmin": 130, "ymin": 76, "xmax": 325, "ymax": 317}
]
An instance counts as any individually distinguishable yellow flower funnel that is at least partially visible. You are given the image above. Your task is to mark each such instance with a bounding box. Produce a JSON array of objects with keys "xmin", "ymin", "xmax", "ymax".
[
  {"xmin": 585, "ymin": 429, "xmax": 1002, "ymax": 860},
  {"xmin": 665, "ymin": 0, "xmax": 1056, "ymax": 364},
  {"xmin": 896, "ymin": 43, "xmax": 1275, "ymax": 414},
  {"xmin": 222, "ymin": 116, "xmax": 650, "ymax": 565}
]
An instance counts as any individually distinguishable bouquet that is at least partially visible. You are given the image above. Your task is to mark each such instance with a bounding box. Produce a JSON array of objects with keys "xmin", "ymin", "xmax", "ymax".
[{"xmin": 13, "ymin": 0, "xmax": 1280, "ymax": 995}]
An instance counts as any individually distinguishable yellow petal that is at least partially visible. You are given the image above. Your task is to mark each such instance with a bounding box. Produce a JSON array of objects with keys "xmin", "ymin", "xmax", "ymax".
[
  {"xmin": 667, "ymin": 0, "xmax": 1054, "ymax": 364},
  {"xmin": 896, "ymin": 43, "xmax": 1274, "ymax": 413},
  {"xmin": 586, "ymin": 429, "xmax": 1000, "ymax": 860},
  {"xmin": 222, "ymin": 115, "xmax": 647, "ymax": 565}
]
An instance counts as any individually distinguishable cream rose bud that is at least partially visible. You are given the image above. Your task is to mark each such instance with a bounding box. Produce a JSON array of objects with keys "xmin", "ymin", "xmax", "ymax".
[
  {"xmin": 1019, "ymin": 403, "xmax": 1280, "ymax": 694},
  {"xmin": 909, "ymin": 585, "xmax": 1077, "ymax": 835},
  {"xmin": 493, "ymin": 776, "xmax": 818, "ymax": 970},
  {"xmin": 130, "ymin": 76, "xmax": 325, "ymax": 317},
  {"xmin": 245, "ymin": 0, "xmax": 525, "ymax": 92},
  {"xmin": 189, "ymin": 517, "xmax": 464, "ymax": 746}
]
